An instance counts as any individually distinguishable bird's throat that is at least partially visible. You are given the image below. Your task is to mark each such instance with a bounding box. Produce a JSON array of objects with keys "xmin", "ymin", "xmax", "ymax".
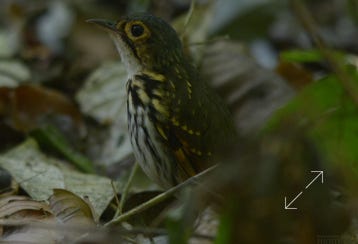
[{"xmin": 110, "ymin": 33, "xmax": 143, "ymax": 77}]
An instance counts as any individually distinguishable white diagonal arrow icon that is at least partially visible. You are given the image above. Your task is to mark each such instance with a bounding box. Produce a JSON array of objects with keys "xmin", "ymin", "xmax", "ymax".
[
  {"xmin": 305, "ymin": 171, "xmax": 324, "ymax": 189},
  {"xmin": 284, "ymin": 170, "xmax": 324, "ymax": 210},
  {"xmin": 284, "ymin": 191, "xmax": 303, "ymax": 210}
]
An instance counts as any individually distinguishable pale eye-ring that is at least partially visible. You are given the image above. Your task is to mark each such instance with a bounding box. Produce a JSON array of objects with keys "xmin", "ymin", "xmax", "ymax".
[{"xmin": 131, "ymin": 24, "xmax": 144, "ymax": 37}]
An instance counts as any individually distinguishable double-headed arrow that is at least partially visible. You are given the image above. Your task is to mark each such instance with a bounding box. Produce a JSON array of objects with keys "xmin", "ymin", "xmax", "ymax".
[{"xmin": 284, "ymin": 170, "xmax": 324, "ymax": 210}]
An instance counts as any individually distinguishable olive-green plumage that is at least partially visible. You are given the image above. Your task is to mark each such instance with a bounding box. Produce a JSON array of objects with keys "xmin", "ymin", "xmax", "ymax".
[{"xmin": 88, "ymin": 13, "xmax": 237, "ymax": 188}]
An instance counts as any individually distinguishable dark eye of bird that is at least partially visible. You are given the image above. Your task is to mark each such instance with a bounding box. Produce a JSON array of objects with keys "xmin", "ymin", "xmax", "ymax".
[{"xmin": 131, "ymin": 24, "xmax": 144, "ymax": 37}]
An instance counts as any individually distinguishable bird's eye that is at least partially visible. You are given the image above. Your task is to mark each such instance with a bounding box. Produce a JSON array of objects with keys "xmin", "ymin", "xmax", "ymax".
[{"xmin": 131, "ymin": 24, "xmax": 144, "ymax": 37}]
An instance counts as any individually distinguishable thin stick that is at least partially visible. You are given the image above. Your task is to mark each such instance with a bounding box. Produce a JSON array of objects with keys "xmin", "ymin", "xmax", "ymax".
[
  {"xmin": 291, "ymin": 0, "xmax": 358, "ymax": 107},
  {"xmin": 180, "ymin": 0, "xmax": 196, "ymax": 39},
  {"xmin": 110, "ymin": 180, "xmax": 121, "ymax": 216},
  {"xmin": 104, "ymin": 165, "xmax": 217, "ymax": 227},
  {"xmin": 117, "ymin": 162, "xmax": 139, "ymax": 216}
]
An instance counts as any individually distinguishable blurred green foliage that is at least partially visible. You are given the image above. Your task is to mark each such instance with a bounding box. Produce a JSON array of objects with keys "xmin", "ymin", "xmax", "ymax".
[{"xmin": 269, "ymin": 63, "xmax": 358, "ymax": 176}]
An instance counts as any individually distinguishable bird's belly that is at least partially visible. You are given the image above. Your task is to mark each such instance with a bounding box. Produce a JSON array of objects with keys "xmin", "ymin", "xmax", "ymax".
[{"xmin": 128, "ymin": 103, "xmax": 174, "ymax": 188}]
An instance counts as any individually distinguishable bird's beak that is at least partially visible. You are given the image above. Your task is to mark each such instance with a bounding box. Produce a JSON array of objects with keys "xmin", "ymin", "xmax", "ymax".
[{"xmin": 86, "ymin": 19, "xmax": 117, "ymax": 32}]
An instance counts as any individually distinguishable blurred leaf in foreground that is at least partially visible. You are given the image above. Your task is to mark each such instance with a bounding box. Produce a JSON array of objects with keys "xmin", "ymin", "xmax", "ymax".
[
  {"xmin": 197, "ymin": 126, "xmax": 351, "ymax": 243},
  {"xmin": 269, "ymin": 65, "xmax": 358, "ymax": 179},
  {"xmin": 181, "ymin": 65, "xmax": 358, "ymax": 243}
]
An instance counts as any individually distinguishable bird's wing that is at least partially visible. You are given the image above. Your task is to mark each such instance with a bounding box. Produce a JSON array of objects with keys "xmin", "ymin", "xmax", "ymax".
[{"xmin": 153, "ymin": 93, "xmax": 212, "ymax": 181}]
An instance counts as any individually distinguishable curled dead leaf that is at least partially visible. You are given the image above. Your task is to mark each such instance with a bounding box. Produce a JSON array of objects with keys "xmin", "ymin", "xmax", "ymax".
[
  {"xmin": 48, "ymin": 189, "xmax": 97, "ymax": 242},
  {"xmin": 49, "ymin": 188, "xmax": 96, "ymax": 226},
  {"xmin": 0, "ymin": 195, "xmax": 55, "ymax": 243},
  {"xmin": 0, "ymin": 195, "xmax": 52, "ymax": 221}
]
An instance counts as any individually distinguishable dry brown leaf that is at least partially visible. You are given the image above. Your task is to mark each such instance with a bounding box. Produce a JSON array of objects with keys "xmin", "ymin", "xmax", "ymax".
[
  {"xmin": 275, "ymin": 61, "xmax": 313, "ymax": 90},
  {"xmin": 0, "ymin": 195, "xmax": 52, "ymax": 220},
  {"xmin": 0, "ymin": 195, "xmax": 56, "ymax": 243},
  {"xmin": 0, "ymin": 190, "xmax": 99, "ymax": 243},
  {"xmin": 0, "ymin": 84, "xmax": 83, "ymax": 133}
]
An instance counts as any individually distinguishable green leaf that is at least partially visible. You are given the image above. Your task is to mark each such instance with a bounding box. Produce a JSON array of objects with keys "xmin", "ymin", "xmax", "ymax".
[
  {"xmin": 280, "ymin": 49, "xmax": 324, "ymax": 63},
  {"xmin": 166, "ymin": 218, "xmax": 189, "ymax": 244},
  {"xmin": 267, "ymin": 66, "xmax": 358, "ymax": 176},
  {"xmin": 30, "ymin": 125, "xmax": 95, "ymax": 174},
  {"xmin": 215, "ymin": 208, "xmax": 234, "ymax": 244},
  {"xmin": 166, "ymin": 197, "xmax": 191, "ymax": 244},
  {"xmin": 280, "ymin": 49, "xmax": 346, "ymax": 63}
]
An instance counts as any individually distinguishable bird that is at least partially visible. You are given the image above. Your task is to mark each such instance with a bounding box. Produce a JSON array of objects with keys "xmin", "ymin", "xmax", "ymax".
[{"xmin": 88, "ymin": 13, "xmax": 237, "ymax": 189}]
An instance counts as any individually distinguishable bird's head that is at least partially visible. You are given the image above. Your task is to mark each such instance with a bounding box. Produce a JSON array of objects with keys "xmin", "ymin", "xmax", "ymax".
[{"xmin": 88, "ymin": 13, "xmax": 184, "ymax": 76}]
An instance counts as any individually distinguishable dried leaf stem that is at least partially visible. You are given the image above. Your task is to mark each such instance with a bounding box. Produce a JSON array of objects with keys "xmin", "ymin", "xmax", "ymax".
[
  {"xmin": 104, "ymin": 164, "xmax": 217, "ymax": 227},
  {"xmin": 117, "ymin": 162, "xmax": 139, "ymax": 216}
]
